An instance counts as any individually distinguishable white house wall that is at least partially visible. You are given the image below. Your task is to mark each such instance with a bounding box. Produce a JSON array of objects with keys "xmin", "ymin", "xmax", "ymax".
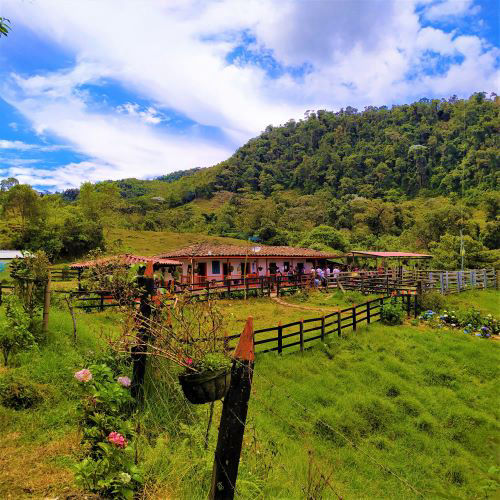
[{"xmin": 180, "ymin": 257, "xmax": 317, "ymax": 279}]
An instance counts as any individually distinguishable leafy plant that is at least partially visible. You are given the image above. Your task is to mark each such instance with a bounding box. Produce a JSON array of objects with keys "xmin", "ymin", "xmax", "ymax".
[
  {"xmin": 380, "ymin": 299, "xmax": 404, "ymax": 325},
  {"xmin": 0, "ymin": 295, "xmax": 36, "ymax": 366},
  {"xmin": 74, "ymin": 362, "xmax": 142, "ymax": 499},
  {"xmin": 9, "ymin": 251, "xmax": 50, "ymax": 323}
]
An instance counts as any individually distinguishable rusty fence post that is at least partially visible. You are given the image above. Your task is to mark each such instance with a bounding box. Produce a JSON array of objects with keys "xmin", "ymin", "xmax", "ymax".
[{"xmin": 210, "ymin": 317, "xmax": 255, "ymax": 500}]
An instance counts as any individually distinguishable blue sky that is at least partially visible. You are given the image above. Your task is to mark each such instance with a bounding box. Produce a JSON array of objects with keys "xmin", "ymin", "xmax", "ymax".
[{"xmin": 0, "ymin": 0, "xmax": 498, "ymax": 191}]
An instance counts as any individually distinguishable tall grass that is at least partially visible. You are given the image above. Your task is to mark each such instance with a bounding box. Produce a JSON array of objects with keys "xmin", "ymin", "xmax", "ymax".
[{"xmin": 0, "ymin": 291, "xmax": 498, "ymax": 498}]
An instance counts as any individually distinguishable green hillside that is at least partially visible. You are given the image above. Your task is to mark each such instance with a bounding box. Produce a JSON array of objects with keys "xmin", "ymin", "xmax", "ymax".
[{"xmin": 0, "ymin": 93, "xmax": 498, "ymax": 268}]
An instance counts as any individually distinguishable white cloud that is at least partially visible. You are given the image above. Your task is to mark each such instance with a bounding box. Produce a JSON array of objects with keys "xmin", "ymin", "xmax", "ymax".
[
  {"xmin": 0, "ymin": 139, "xmax": 65, "ymax": 151},
  {"xmin": 117, "ymin": 103, "xmax": 165, "ymax": 125},
  {"xmin": 0, "ymin": 0, "xmax": 498, "ymax": 189},
  {"xmin": 423, "ymin": 0, "xmax": 480, "ymax": 21}
]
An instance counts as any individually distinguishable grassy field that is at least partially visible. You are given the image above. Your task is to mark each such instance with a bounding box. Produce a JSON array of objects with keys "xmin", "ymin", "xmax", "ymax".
[
  {"xmin": 0, "ymin": 290, "xmax": 499, "ymax": 498},
  {"xmin": 105, "ymin": 228, "xmax": 245, "ymax": 256}
]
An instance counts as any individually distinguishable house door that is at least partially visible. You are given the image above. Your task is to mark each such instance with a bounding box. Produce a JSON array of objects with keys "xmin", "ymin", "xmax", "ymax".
[
  {"xmin": 197, "ymin": 262, "xmax": 207, "ymax": 280},
  {"xmin": 223, "ymin": 263, "xmax": 230, "ymax": 277}
]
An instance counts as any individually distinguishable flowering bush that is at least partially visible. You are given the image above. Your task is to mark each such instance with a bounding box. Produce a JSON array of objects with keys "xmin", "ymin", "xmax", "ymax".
[
  {"xmin": 418, "ymin": 307, "xmax": 498, "ymax": 339},
  {"xmin": 74, "ymin": 363, "xmax": 142, "ymax": 499}
]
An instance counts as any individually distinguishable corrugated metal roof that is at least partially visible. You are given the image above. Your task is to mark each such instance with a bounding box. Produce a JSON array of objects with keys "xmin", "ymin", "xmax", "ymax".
[
  {"xmin": 157, "ymin": 243, "xmax": 342, "ymax": 259},
  {"xmin": 348, "ymin": 251, "xmax": 432, "ymax": 259},
  {"xmin": 70, "ymin": 254, "xmax": 182, "ymax": 269},
  {"xmin": 0, "ymin": 250, "xmax": 25, "ymax": 259}
]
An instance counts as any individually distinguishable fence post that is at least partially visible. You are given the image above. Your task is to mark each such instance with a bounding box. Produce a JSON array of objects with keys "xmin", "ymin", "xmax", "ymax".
[
  {"xmin": 210, "ymin": 317, "xmax": 254, "ymax": 500},
  {"xmin": 227, "ymin": 278, "xmax": 231, "ymax": 297},
  {"xmin": 300, "ymin": 319, "xmax": 304, "ymax": 353},
  {"xmin": 440, "ymin": 273, "xmax": 444, "ymax": 294},
  {"xmin": 207, "ymin": 280, "xmax": 211, "ymax": 301},
  {"xmin": 277, "ymin": 321, "xmax": 283, "ymax": 354},
  {"xmin": 42, "ymin": 271, "xmax": 52, "ymax": 334},
  {"xmin": 131, "ymin": 272, "xmax": 155, "ymax": 402},
  {"xmin": 337, "ymin": 311, "xmax": 341, "ymax": 337},
  {"xmin": 352, "ymin": 306, "xmax": 357, "ymax": 331},
  {"xmin": 367, "ymin": 301, "xmax": 371, "ymax": 324},
  {"xmin": 483, "ymin": 270, "xmax": 487, "ymax": 289},
  {"xmin": 276, "ymin": 277, "xmax": 280, "ymax": 297},
  {"xmin": 321, "ymin": 316, "xmax": 325, "ymax": 342},
  {"xmin": 260, "ymin": 276, "xmax": 264, "ymax": 296}
]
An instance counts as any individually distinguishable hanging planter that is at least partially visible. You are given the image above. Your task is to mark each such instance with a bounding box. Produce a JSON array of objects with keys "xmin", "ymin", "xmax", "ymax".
[{"xmin": 178, "ymin": 368, "xmax": 231, "ymax": 404}]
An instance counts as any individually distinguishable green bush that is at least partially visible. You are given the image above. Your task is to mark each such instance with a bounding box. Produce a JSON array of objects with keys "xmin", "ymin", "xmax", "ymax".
[
  {"xmin": 0, "ymin": 373, "xmax": 45, "ymax": 409},
  {"xmin": 380, "ymin": 299, "xmax": 405, "ymax": 325},
  {"xmin": 419, "ymin": 291, "xmax": 446, "ymax": 312},
  {"xmin": 0, "ymin": 295, "xmax": 36, "ymax": 366}
]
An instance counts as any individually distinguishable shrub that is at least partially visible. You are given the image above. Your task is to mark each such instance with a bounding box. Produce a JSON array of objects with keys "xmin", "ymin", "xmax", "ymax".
[
  {"xmin": 419, "ymin": 291, "xmax": 446, "ymax": 312},
  {"xmin": 74, "ymin": 362, "xmax": 142, "ymax": 498},
  {"xmin": 0, "ymin": 295, "xmax": 36, "ymax": 366},
  {"xmin": 380, "ymin": 299, "xmax": 404, "ymax": 325},
  {"xmin": 0, "ymin": 373, "xmax": 45, "ymax": 409}
]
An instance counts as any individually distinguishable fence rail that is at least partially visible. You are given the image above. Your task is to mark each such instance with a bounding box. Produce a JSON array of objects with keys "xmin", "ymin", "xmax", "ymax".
[
  {"xmin": 225, "ymin": 293, "xmax": 417, "ymax": 354},
  {"xmin": 170, "ymin": 268, "xmax": 497, "ymax": 299}
]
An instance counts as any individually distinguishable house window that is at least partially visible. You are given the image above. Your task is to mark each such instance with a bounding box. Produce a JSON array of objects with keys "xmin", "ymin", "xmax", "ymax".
[{"xmin": 212, "ymin": 260, "xmax": 221, "ymax": 275}]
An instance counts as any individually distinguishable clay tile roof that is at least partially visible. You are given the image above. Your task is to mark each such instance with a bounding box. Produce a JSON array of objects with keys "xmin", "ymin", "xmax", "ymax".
[
  {"xmin": 156, "ymin": 243, "xmax": 342, "ymax": 259},
  {"xmin": 70, "ymin": 254, "xmax": 182, "ymax": 269},
  {"xmin": 348, "ymin": 251, "xmax": 432, "ymax": 259}
]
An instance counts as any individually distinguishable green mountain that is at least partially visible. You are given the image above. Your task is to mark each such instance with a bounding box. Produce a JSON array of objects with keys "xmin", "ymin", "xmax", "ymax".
[{"xmin": 1, "ymin": 93, "xmax": 498, "ymax": 268}]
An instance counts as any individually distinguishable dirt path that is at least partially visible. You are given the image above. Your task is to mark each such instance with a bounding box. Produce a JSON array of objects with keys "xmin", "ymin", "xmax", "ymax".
[{"xmin": 271, "ymin": 295, "xmax": 337, "ymax": 313}]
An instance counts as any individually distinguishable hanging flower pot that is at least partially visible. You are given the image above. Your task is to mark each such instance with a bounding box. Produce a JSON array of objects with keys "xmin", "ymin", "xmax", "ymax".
[{"xmin": 178, "ymin": 368, "xmax": 231, "ymax": 404}]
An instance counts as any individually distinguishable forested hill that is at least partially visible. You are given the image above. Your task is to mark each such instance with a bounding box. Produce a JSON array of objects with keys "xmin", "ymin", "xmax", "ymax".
[
  {"xmin": 212, "ymin": 93, "xmax": 498, "ymax": 198},
  {"xmin": 0, "ymin": 93, "xmax": 499, "ymax": 268}
]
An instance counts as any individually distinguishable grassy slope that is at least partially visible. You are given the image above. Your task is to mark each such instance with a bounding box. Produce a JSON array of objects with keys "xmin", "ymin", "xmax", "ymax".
[
  {"xmin": 105, "ymin": 228, "xmax": 245, "ymax": 256},
  {"xmin": 0, "ymin": 290, "xmax": 499, "ymax": 498}
]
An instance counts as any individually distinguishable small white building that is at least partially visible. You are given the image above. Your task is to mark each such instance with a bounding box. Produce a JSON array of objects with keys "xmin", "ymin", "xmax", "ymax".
[
  {"xmin": 156, "ymin": 243, "xmax": 341, "ymax": 283},
  {"xmin": 0, "ymin": 250, "xmax": 25, "ymax": 271},
  {"xmin": 0, "ymin": 250, "xmax": 25, "ymax": 262}
]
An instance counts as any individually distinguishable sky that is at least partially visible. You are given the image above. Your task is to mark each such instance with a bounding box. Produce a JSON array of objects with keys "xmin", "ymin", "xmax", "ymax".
[{"xmin": 0, "ymin": 0, "xmax": 498, "ymax": 192}]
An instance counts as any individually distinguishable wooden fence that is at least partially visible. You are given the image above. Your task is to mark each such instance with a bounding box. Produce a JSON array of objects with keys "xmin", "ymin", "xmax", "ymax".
[
  {"xmin": 403, "ymin": 268, "xmax": 497, "ymax": 294},
  {"xmin": 171, "ymin": 268, "xmax": 497, "ymax": 299},
  {"xmin": 225, "ymin": 294, "xmax": 417, "ymax": 354}
]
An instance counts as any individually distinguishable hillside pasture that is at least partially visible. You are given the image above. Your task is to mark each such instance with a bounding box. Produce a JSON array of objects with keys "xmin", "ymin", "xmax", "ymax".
[{"xmin": 0, "ymin": 290, "xmax": 498, "ymax": 498}]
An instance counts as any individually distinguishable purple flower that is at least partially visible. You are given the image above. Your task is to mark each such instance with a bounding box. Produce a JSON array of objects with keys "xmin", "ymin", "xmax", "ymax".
[{"xmin": 117, "ymin": 376, "xmax": 131, "ymax": 388}]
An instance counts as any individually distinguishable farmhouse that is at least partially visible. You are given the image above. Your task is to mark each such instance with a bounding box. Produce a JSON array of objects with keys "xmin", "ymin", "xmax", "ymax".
[{"xmin": 156, "ymin": 243, "xmax": 341, "ymax": 283}]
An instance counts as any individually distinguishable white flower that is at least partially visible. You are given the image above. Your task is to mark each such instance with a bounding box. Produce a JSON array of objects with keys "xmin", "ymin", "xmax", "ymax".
[{"xmin": 119, "ymin": 472, "xmax": 131, "ymax": 484}]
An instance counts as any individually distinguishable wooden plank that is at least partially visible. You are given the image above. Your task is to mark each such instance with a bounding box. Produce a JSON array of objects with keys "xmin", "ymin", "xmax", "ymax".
[{"xmin": 210, "ymin": 317, "xmax": 254, "ymax": 500}]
